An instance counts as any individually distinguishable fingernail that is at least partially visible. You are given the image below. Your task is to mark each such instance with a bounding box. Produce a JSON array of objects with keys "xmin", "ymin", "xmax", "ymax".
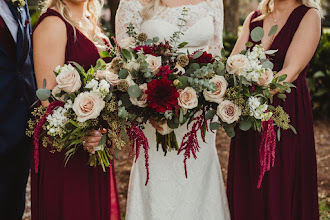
[{"xmin": 95, "ymin": 131, "xmax": 101, "ymax": 135}]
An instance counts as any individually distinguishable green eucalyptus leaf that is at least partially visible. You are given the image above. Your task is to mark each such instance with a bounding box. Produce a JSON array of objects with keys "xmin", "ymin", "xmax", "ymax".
[
  {"xmin": 205, "ymin": 109, "xmax": 217, "ymax": 120},
  {"xmin": 153, "ymin": 37, "xmax": 159, "ymax": 42},
  {"xmin": 210, "ymin": 122, "xmax": 221, "ymax": 130},
  {"xmin": 177, "ymin": 76, "xmax": 189, "ymax": 89},
  {"xmin": 224, "ymin": 125, "xmax": 236, "ymax": 137},
  {"xmin": 128, "ymin": 84, "xmax": 142, "ymax": 98},
  {"xmin": 268, "ymin": 25, "xmax": 278, "ymax": 37},
  {"xmin": 120, "ymin": 93, "xmax": 132, "ymax": 108},
  {"xmin": 36, "ymin": 89, "xmax": 51, "ymax": 101},
  {"xmin": 239, "ymin": 118, "xmax": 252, "ymax": 131},
  {"xmin": 192, "ymin": 51, "xmax": 203, "ymax": 59},
  {"xmin": 251, "ymin": 27, "xmax": 264, "ymax": 42},
  {"xmin": 192, "ymin": 63, "xmax": 200, "ymax": 70},
  {"xmin": 278, "ymin": 74, "xmax": 287, "ymax": 82},
  {"xmin": 42, "ymin": 78, "xmax": 47, "ymax": 89},
  {"xmin": 262, "ymin": 60, "xmax": 274, "ymax": 70},
  {"xmin": 146, "ymin": 39, "xmax": 153, "ymax": 45},
  {"xmin": 119, "ymin": 69, "xmax": 129, "ymax": 79}
]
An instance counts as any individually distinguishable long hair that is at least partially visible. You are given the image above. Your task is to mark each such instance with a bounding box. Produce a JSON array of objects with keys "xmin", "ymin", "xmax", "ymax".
[
  {"xmin": 141, "ymin": 0, "xmax": 213, "ymax": 19},
  {"xmin": 41, "ymin": 0, "xmax": 104, "ymax": 38},
  {"xmin": 255, "ymin": 0, "xmax": 323, "ymax": 21}
]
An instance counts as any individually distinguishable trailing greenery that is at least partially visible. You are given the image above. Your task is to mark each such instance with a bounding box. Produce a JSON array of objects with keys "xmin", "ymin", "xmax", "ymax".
[{"xmin": 223, "ymin": 31, "xmax": 330, "ymax": 118}]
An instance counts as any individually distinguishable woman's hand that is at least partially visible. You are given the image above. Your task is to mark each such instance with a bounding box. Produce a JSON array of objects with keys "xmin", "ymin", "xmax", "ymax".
[{"xmin": 82, "ymin": 128, "xmax": 107, "ymax": 154}]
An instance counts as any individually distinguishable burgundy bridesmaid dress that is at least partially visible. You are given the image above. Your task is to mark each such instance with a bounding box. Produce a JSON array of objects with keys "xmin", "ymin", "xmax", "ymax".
[
  {"xmin": 227, "ymin": 5, "xmax": 319, "ymax": 220},
  {"xmin": 31, "ymin": 9, "xmax": 120, "ymax": 220}
]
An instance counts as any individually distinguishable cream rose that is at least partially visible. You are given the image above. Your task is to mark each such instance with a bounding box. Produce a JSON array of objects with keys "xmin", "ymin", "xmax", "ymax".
[
  {"xmin": 130, "ymin": 83, "xmax": 148, "ymax": 108},
  {"xmin": 52, "ymin": 85, "xmax": 67, "ymax": 102},
  {"xmin": 118, "ymin": 37, "xmax": 135, "ymax": 50},
  {"xmin": 217, "ymin": 100, "xmax": 241, "ymax": 124},
  {"xmin": 124, "ymin": 60, "xmax": 140, "ymax": 72},
  {"xmin": 56, "ymin": 65, "xmax": 81, "ymax": 93},
  {"xmin": 178, "ymin": 87, "xmax": 198, "ymax": 111},
  {"xmin": 96, "ymin": 70, "xmax": 120, "ymax": 86},
  {"xmin": 257, "ymin": 70, "xmax": 274, "ymax": 86},
  {"xmin": 72, "ymin": 92, "xmax": 105, "ymax": 122},
  {"xmin": 226, "ymin": 54, "xmax": 250, "ymax": 76},
  {"xmin": 145, "ymin": 55, "xmax": 162, "ymax": 75},
  {"xmin": 203, "ymin": 75, "xmax": 228, "ymax": 104}
]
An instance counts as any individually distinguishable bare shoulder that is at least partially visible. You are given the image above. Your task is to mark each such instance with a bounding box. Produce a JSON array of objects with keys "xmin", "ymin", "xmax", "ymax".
[
  {"xmin": 119, "ymin": 0, "xmax": 147, "ymax": 5},
  {"xmin": 301, "ymin": 8, "xmax": 321, "ymax": 27},
  {"xmin": 34, "ymin": 15, "xmax": 67, "ymax": 39}
]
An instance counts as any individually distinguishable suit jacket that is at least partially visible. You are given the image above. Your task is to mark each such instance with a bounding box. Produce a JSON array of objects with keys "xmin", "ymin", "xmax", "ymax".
[{"xmin": 0, "ymin": 1, "xmax": 36, "ymax": 154}]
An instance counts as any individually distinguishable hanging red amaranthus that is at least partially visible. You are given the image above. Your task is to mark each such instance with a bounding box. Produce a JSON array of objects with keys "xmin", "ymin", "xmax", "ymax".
[
  {"xmin": 127, "ymin": 123, "xmax": 150, "ymax": 185},
  {"xmin": 33, "ymin": 101, "xmax": 65, "ymax": 173},
  {"xmin": 178, "ymin": 114, "xmax": 206, "ymax": 178},
  {"xmin": 258, "ymin": 118, "xmax": 277, "ymax": 188}
]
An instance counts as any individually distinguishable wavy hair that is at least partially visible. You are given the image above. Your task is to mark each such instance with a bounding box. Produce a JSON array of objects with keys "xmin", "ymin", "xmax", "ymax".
[
  {"xmin": 41, "ymin": 0, "xmax": 104, "ymax": 38},
  {"xmin": 254, "ymin": 0, "xmax": 323, "ymax": 21}
]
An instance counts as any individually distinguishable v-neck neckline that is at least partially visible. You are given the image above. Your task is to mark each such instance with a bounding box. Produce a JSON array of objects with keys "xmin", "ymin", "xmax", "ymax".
[{"xmin": 260, "ymin": 4, "xmax": 304, "ymax": 51}]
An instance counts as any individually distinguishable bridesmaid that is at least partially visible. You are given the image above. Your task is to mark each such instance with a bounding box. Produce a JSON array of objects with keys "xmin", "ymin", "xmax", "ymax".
[
  {"xmin": 227, "ymin": 0, "xmax": 322, "ymax": 219},
  {"xmin": 32, "ymin": 0, "xmax": 120, "ymax": 219}
]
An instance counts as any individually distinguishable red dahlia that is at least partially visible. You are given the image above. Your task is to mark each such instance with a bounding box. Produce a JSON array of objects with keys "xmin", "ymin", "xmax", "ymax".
[
  {"xmin": 191, "ymin": 51, "xmax": 215, "ymax": 64},
  {"xmin": 133, "ymin": 45, "xmax": 157, "ymax": 56},
  {"xmin": 145, "ymin": 77, "xmax": 179, "ymax": 113}
]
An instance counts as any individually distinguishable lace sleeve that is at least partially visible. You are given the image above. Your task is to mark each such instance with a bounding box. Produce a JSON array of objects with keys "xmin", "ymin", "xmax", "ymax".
[
  {"xmin": 115, "ymin": 0, "xmax": 144, "ymax": 41},
  {"xmin": 208, "ymin": 0, "xmax": 224, "ymax": 56}
]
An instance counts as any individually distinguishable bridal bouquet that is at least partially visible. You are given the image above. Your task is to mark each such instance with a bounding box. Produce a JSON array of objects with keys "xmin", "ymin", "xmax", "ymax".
[{"xmin": 27, "ymin": 59, "xmax": 127, "ymax": 172}]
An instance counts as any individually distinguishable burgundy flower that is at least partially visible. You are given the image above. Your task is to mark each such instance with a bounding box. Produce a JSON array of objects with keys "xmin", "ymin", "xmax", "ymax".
[
  {"xmin": 156, "ymin": 65, "xmax": 173, "ymax": 77},
  {"xmin": 146, "ymin": 77, "xmax": 179, "ymax": 113},
  {"xmin": 133, "ymin": 45, "xmax": 157, "ymax": 56},
  {"xmin": 190, "ymin": 51, "xmax": 215, "ymax": 64}
]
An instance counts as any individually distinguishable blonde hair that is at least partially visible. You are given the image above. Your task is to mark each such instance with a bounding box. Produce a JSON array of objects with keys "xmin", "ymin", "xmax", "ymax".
[
  {"xmin": 141, "ymin": 0, "xmax": 212, "ymax": 19},
  {"xmin": 42, "ymin": 0, "xmax": 104, "ymax": 39},
  {"xmin": 254, "ymin": 0, "xmax": 323, "ymax": 21}
]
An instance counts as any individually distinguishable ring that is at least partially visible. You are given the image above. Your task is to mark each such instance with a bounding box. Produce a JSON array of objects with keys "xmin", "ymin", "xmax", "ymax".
[{"xmin": 83, "ymin": 140, "xmax": 86, "ymax": 146}]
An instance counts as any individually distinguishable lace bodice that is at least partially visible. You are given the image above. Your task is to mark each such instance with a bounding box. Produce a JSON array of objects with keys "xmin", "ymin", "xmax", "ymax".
[{"xmin": 116, "ymin": 0, "xmax": 224, "ymax": 56}]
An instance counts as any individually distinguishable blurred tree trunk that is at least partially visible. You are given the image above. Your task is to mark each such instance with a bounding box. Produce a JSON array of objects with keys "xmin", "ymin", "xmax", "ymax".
[
  {"xmin": 108, "ymin": 0, "xmax": 120, "ymax": 35},
  {"xmin": 223, "ymin": 0, "xmax": 240, "ymax": 36}
]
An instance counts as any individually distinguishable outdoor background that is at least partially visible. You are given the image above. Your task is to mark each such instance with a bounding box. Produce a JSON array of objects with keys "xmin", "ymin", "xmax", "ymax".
[{"xmin": 23, "ymin": 0, "xmax": 330, "ymax": 219}]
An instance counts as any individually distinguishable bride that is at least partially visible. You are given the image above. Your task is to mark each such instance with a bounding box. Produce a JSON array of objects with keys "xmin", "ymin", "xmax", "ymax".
[{"xmin": 115, "ymin": 0, "xmax": 230, "ymax": 219}]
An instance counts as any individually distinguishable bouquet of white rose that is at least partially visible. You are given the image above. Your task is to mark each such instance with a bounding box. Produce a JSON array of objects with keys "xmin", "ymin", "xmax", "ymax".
[{"xmin": 27, "ymin": 59, "xmax": 127, "ymax": 172}]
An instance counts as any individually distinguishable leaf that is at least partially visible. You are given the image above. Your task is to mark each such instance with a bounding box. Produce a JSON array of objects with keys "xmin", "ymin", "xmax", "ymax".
[
  {"xmin": 99, "ymin": 51, "xmax": 111, "ymax": 58},
  {"xmin": 128, "ymin": 85, "xmax": 142, "ymax": 98},
  {"xmin": 121, "ymin": 49, "xmax": 132, "ymax": 60},
  {"xmin": 98, "ymin": 134, "xmax": 107, "ymax": 147},
  {"xmin": 96, "ymin": 58, "xmax": 107, "ymax": 70},
  {"xmin": 224, "ymin": 125, "xmax": 236, "ymax": 137},
  {"xmin": 278, "ymin": 74, "xmax": 287, "ymax": 82},
  {"xmin": 70, "ymin": 61, "xmax": 85, "ymax": 75},
  {"xmin": 239, "ymin": 118, "xmax": 252, "ymax": 131},
  {"xmin": 277, "ymin": 93, "xmax": 286, "ymax": 100},
  {"xmin": 289, "ymin": 124, "xmax": 297, "ymax": 135},
  {"xmin": 69, "ymin": 119, "xmax": 79, "ymax": 127},
  {"xmin": 120, "ymin": 94, "xmax": 132, "ymax": 108},
  {"xmin": 178, "ymin": 42, "xmax": 188, "ymax": 49},
  {"xmin": 221, "ymin": 48, "xmax": 226, "ymax": 57},
  {"xmin": 268, "ymin": 25, "xmax": 278, "ymax": 37},
  {"xmin": 192, "ymin": 51, "xmax": 203, "ymax": 59},
  {"xmin": 251, "ymin": 27, "xmax": 264, "ymax": 42},
  {"xmin": 168, "ymin": 118, "xmax": 179, "ymax": 129},
  {"xmin": 314, "ymin": 88, "xmax": 328, "ymax": 97},
  {"xmin": 179, "ymin": 109, "xmax": 184, "ymax": 124},
  {"xmin": 119, "ymin": 69, "xmax": 129, "ymax": 79},
  {"xmin": 205, "ymin": 109, "xmax": 216, "ymax": 120},
  {"xmin": 265, "ymin": 49, "xmax": 278, "ymax": 55},
  {"xmin": 146, "ymin": 39, "xmax": 153, "ymax": 45},
  {"xmin": 191, "ymin": 63, "xmax": 200, "ymax": 70},
  {"xmin": 261, "ymin": 60, "xmax": 274, "ymax": 70},
  {"xmin": 36, "ymin": 89, "xmax": 51, "ymax": 101},
  {"xmin": 42, "ymin": 78, "xmax": 47, "ymax": 89},
  {"xmin": 245, "ymin": 42, "xmax": 253, "ymax": 48},
  {"xmin": 277, "ymin": 128, "xmax": 281, "ymax": 141},
  {"xmin": 153, "ymin": 37, "xmax": 159, "ymax": 42},
  {"xmin": 210, "ymin": 122, "xmax": 221, "ymax": 130},
  {"xmin": 268, "ymin": 105, "xmax": 276, "ymax": 111}
]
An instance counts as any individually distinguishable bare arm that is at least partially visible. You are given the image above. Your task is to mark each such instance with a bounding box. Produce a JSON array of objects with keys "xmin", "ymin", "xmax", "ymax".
[
  {"xmin": 231, "ymin": 12, "xmax": 255, "ymax": 56},
  {"xmin": 33, "ymin": 16, "xmax": 67, "ymax": 106},
  {"xmin": 276, "ymin": 9, "xmax": 321, "ymax": 83}
]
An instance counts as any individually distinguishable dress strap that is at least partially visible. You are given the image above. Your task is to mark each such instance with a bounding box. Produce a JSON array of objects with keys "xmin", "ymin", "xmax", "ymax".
[
  {"xmin": 249, "ymin": 11, "xmax": 262, "ymax": 32},
  {"xmin": 33, "ymin": 8, "xmax": 74, "ymax": 42},
  {"xmin": 287, "ymin": 5, "xmax": 310, "ymax": 35}
]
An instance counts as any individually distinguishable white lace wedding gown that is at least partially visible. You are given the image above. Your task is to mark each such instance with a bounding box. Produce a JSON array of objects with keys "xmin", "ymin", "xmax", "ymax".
[{"xmin": 116, "ymin": 1, "xmax": 230, "ymax": 219}]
